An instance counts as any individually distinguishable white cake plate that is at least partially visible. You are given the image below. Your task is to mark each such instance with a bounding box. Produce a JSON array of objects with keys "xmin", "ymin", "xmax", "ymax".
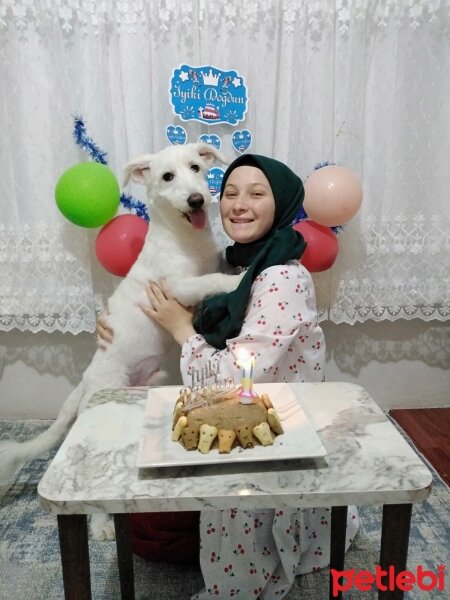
[{"xmin": 137, "ymin": 383, "xmax": 327, "ymax": 468}]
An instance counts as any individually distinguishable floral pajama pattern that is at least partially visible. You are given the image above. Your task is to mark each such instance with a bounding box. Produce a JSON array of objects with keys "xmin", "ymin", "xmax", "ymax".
[{"xmin": 180, "ymin": 263, "xmax": 360, "ymax": 599}]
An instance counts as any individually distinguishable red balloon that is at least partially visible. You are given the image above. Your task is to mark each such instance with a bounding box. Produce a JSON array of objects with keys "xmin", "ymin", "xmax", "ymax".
[
  {"xmin": 95, "ymin": 214, "xmax": 149, "ymax": 277},
  {"xmin": 293, "ymin": 220, "xmax": 339, "ymax": 272}
]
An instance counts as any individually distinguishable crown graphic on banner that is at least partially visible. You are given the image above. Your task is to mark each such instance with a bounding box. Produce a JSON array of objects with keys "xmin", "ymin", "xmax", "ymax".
[{"xmin": 202, "ymin": 69, "xmax": 220, "ymax": 86}]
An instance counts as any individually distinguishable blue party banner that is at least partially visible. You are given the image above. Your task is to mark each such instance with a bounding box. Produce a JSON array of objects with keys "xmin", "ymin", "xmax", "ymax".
[
  {"xmin": 170, "ymin": 65, "xmax": 248, "ymax": 126},
  {"xmin": 206, "ymin": 167, "xmax": 225, "ymax": 197},
  {"xmin": 198, "ymin": 133, "xmax": 222, "ymax": 150},
  {"xmin": 166, "ymin": 125, "xmax": 187, "ymax": 145},
  {"xmin": 232, "ymin": 129, "xmax": 252, "ymax": 153}
]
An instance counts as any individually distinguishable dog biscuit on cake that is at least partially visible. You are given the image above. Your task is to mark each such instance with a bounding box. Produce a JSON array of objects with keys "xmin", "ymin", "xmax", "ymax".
[
  {"xmin": 172, "ymin": 416, "xmax": 188, "ymax": 441},
  {"xmin": 267, "ymin": 408, "xmax": 284, "ymax": 435},
  {"xmin": 260, "ymin": 393, "xmax": 274, "ymax": 410},
  {"xmin": 253, "ymin": 422, "xmax": 273, "ymax": 446},
  {"xmin": 172, "ymin": 401, "xmax": 185, "ymax": 428},
  {"xmin": 218, "ymin": 429, "xmax": 236, "ymax": 454},
  {"xmin": 235, "ymin": 425, "xmax": 255, "ymax": 448},
  {"xmin": 198, "ymin": 424, "xmax": 218, "ymax": 454},
  {"xmin": 181, "ymin": 426, "xmax": 200, "ymax": 450}
]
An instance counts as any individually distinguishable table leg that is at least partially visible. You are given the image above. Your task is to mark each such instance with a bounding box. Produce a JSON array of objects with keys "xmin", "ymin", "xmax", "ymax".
[
  {"xmin": 57, "ymin": 514, "xmax": 92, "ymax": 600},
  {"xmin": 329, "ymin": 506, "xmax": 348, "ymax": 600},
  {"xmin": 114, "ymin": 514, "xmax": 136, "ymax": 600},
  {"xmin": 378, "ymin": 504, "xmax": 413, "ymax": 600}
]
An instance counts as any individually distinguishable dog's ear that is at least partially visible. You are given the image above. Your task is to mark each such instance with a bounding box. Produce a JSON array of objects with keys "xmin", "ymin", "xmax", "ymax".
[
  {"xmin": 123, "ymin": 154, "xmax": 153, "ymax": 186},
  {"xmin": 194, "ymin": 143, "xmax": 230, "ymax": 167}
]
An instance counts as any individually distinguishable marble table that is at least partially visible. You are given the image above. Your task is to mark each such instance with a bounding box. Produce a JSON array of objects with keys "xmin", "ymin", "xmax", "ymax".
[{"xmin": 38, "ymin": 382, "xmax": 433, "ymax": 600}]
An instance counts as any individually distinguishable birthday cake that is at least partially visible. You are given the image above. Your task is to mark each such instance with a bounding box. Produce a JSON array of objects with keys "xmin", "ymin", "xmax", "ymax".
[{"xmin": 171, "ymin": 385, "xmax": 284, "ymax": 454}]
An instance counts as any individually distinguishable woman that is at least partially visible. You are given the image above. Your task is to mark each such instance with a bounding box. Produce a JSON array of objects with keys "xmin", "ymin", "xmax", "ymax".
[{"xmin": 98, "ymin": 154, "xmax": 359, "ymax": 598}]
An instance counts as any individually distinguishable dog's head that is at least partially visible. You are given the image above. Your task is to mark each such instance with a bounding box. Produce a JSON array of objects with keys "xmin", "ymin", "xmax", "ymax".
[{"xmin": 123, "ymin": 143, "xmax": 228, "ymax": 230}]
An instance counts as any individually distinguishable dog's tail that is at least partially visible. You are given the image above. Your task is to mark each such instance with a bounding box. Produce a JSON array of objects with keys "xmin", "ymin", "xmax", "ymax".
[{"xmin": 0, "ymin": 383, "xmax": 84, "ymax": 491}]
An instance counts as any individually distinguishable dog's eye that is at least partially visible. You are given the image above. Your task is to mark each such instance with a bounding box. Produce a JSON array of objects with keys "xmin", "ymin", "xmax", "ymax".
[
  {"xmin": 162, "ymin": 172, "xmax": 174, "ymax": 182},
  {"xmin": 190, "ymin": 164, "xmax": 200, "ymax": 173}
]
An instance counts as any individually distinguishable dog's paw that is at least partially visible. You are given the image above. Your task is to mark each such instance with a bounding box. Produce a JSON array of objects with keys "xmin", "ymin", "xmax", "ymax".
[
  {"xmin": 229, "ymin": 271, "xmax": 246, "ymax": 290},
  {"xmin": 169, "ymin": 271, "xmax": 246, "ymax": 306},
  {"xmin": 167, "ymin": 279, "xmax": 198, "ymax": 306},
  {"xmin": 214, "ymin": 271, "xmax": 246, "ymax": 295},
  {"xmin": 90, "ymin": 513, "xmax": 116, "ymax": 541},
  {"xmin": 172, "ymin": 288, "xmax": 199, "ymax": 306}
]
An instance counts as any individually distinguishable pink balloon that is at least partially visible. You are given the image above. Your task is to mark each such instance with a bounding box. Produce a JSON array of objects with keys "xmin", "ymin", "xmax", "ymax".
[
  {"xmin": 293, "ymin": 220, "xmax": 339, "ymax": 272},
  {"xmin": 95, "ymin": 214, "xmax": 149, "ymax": 277},
  {"xmin": 303, "ymin": 166, "xmax": 362, "ymax": 227}
]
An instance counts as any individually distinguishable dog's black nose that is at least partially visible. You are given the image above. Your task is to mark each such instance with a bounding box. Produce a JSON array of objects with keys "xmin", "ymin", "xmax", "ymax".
[{"xmin": 187, "ymin": 193, "xmax": 204, "ymax": 209}]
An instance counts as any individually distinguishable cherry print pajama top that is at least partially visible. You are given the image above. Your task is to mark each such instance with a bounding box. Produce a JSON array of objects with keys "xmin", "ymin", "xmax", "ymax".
[{"xmin": 180, "ymin": 262, "xmax": 360, "ymax": 600}]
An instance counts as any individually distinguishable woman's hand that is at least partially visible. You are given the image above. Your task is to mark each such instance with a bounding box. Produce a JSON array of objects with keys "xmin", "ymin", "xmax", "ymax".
[
  {"xmin": 140, "ymin": 279, "xmax": 196, "ymax": 346},
  {"xmin": 96, "ymin": 309, "xmax": 114, "ymax": 348}
]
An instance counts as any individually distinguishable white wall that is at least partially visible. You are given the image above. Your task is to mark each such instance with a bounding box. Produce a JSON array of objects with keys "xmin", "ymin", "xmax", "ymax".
[{"xmin": 0, "ymin": 319, "xmax": 448, "ymax": 419}]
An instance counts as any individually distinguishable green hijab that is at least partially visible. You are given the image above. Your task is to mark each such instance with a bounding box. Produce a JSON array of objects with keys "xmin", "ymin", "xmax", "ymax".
[{"xmin": 193, "ymin": 154, "xmax": 306, "ymax": 349}]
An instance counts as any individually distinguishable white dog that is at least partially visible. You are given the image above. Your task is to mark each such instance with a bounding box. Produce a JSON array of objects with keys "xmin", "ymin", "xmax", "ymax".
[{"xmin": 0, "ymin": 143, "xmax": 243, "ymax": 538}]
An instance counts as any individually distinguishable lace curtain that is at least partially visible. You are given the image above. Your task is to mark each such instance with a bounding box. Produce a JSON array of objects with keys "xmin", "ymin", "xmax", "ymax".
[{"xmin": 1, "ymin": 0, "xmax": 449, "ymax": 333}]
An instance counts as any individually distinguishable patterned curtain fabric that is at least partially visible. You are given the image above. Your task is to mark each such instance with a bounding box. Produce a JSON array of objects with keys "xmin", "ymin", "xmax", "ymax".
[{"xmin": 1, "ymin": 0, "xmax": 449, "ymax": 333}]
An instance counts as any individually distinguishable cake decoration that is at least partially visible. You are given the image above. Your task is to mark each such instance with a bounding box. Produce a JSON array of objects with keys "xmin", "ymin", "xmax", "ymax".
[
  {"xmin": 237, "ymin": 349, "xmax": 256, "ymax": 404},
  {"xmin": 172, "ymin": 357, "xmax": 284, "ymax": 454}
]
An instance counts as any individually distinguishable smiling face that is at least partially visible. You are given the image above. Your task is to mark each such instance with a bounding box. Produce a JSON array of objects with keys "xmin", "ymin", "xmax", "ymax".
[{"xmin": 220, "ymin": 166, "xmax": 276, "ymax": 243}]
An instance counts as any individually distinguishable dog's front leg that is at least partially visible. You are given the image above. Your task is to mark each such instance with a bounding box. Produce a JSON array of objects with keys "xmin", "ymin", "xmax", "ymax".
[
  {"xmin": 90, "ymin": 512, "xmax": 116, "ymax": 541},
  {"xmin": 168, "ymin": 271, "xmax": 245, "ymax": 306}
]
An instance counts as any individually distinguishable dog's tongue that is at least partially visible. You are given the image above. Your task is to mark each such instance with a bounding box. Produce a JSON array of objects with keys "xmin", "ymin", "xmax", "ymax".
[{"xmin": 190, "ymin": 209, "xmax": 206, "ymax": 230}]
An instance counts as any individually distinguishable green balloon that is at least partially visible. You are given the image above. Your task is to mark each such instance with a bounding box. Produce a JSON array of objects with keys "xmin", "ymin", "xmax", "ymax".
[{"xmin": 55, "ymin": 162, "xmax": 120, "ymax": 228}]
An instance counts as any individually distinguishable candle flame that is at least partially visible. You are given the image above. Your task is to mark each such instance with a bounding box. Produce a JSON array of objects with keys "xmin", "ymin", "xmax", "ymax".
[{"xmin": 237, "ymin": 347, "xmax": 250, "ymax": 366}]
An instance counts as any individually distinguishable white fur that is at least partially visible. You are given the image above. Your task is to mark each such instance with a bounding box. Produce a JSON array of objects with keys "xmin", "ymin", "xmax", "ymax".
[{"xmin": 0, "ymin": 143, "xmax": 243, "ymax": 538}]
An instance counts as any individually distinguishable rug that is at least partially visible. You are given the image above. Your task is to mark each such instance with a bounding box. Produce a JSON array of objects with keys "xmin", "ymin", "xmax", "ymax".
[{"xmin": 0, "ymin": 420, "xmax": 449, "ymax": 600}]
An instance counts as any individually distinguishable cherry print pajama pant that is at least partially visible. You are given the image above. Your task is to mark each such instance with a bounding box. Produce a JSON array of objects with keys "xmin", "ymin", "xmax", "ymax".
[{"xmin": 192, "ymin": 506, "xmax": 360, "ymax": 599}]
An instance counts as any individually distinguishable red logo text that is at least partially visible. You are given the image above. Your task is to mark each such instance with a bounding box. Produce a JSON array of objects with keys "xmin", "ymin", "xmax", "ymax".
[{"xmin": 330, "ymin": 565, "xmax": 446, "ymax": 596}]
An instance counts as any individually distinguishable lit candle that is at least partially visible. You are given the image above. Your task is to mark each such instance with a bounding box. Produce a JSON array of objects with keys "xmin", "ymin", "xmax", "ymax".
[{"xmin": 237, "ymin": 349, "xmax": 256, "ymax": 404}]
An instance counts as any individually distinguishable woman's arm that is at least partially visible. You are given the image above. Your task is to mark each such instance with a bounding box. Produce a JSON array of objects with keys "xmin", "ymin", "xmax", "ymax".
[{"xmin": 139, "ymin": 280, "xmax": 196, "ymax": 345}]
